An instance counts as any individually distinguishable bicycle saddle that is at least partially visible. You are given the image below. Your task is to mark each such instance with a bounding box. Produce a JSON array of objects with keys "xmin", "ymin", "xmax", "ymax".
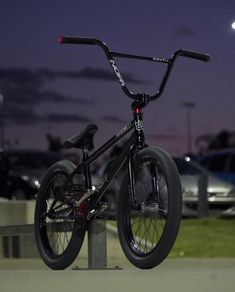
[{"xmin": 64, "ymin": 124, "xmax": 98, "ymax": 151}]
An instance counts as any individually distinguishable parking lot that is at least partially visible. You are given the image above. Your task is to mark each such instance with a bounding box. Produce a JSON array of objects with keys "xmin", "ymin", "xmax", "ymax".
[
  {"xmin": 1, "ymin": 153, "xmax": 235, "ymax": 292},
  {"xmin": 1, "ymin": 258, "xmax": 235, "ymax": 292}
]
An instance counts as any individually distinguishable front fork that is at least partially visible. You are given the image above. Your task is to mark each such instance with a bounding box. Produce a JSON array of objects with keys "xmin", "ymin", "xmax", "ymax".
[
  {"xmin": 128, "ymin": 104, "xmax": 145, "ymax": 208},
  {"xmin": 128, "ymin": 104, "xmax": 160, "ymax": 210}
]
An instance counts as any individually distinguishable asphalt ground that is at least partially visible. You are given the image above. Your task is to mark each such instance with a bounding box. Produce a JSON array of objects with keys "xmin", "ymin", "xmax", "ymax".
[{"xmin": 0, "ymin": 257, "xmax": 235, "ymax": 292}]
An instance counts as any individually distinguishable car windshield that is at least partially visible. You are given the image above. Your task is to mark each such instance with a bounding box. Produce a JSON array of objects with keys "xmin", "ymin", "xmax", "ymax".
[
  {"xmin": 7, "ymin": 151, "xmax": 61, "ymax": 170},
  {"xmin": 174, "ymin": 158, "xmax": 201, "ymax": 175}
]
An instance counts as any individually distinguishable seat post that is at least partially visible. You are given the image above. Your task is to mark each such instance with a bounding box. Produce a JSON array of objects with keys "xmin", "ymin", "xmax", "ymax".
[{"xmin": 82, "ymin": 147, "xmax": 92, "ymax": 190}]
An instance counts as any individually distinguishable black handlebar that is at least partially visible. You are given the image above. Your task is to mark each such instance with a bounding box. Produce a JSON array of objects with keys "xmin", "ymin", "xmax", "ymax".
[
  {"xmin": 178, "ymin": 49, "xmax": 210, "ymax": 62},
  {"xmin": 58, "ymin": 35, "xmax": 210, "ymax": 102},
  {"xmin": 59, "ymin": 36, "xmax": 101, "ymax": 46}
]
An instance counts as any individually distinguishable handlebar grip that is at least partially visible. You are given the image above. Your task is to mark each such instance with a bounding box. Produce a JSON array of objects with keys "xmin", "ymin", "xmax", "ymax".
[
  {"xmin": 58, "ymin": 36, "xmax": 97, "ymax": 45},
  {"xmin": 180, "ymin": 50, "xmax": 210, "ymax": 62}
]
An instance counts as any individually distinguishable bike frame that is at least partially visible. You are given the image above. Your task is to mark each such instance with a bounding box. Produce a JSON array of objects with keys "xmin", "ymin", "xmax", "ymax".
[
  {"xmin": 68, "ymin": 105, "xmax": 145, "ymax": 215},
  {"xmin": 58, "ymin": 35, "xmax": 209, "ymax": 217}
]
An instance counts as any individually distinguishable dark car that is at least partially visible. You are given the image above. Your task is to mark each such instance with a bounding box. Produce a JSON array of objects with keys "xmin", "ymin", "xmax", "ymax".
[
  {"xmin": 197, "ymin": 149, "xmax": 235, "ymax": 185},
  {"xmin": 0, "ymin": 149, "xmax": 62, "ymax": 200}
]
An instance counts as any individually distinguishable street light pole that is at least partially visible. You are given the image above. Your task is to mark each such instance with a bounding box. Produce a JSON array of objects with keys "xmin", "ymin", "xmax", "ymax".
[{"xmin": 182, "ymin": 101, "xmax": 195, "ymax": 155}]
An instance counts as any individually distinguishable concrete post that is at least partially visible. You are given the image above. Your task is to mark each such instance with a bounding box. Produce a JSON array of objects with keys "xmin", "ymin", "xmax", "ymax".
[
  {"xmin": 87, "ymin": 219, "xmax": 107, "ymax": 269},
  {"xmin": 198, "ymin": 174, "xmax": 208, "ymax": 218}
]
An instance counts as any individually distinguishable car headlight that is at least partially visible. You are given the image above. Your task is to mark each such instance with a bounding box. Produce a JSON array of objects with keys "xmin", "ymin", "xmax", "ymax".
[{"xmin": 21, "ymin": 175, "xmax": 41, "ymax": 189}]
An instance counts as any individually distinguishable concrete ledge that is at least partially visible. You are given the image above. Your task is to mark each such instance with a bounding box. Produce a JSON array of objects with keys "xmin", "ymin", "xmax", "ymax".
[
  {"xmin": 0, "ymin": 201, "xmax": 36, "ymax": 258},
  {"xmin": 0, "ymin": 200, "xmax": 35, "ymax": 225},
  {"xmin": 0, "ymin": 201, "xmax": 124, "ymax": 261}
]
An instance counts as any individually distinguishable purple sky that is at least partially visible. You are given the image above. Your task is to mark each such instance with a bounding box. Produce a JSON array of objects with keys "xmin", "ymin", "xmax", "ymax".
[{"xmin": 1, "ymin": 0, "xmax": 235, "ymax": 155}]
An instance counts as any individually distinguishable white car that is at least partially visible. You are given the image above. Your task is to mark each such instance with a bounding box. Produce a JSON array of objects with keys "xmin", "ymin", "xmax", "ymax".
[{"xmin": 174, "ymin": 157, "xmax": 235, "ymax": 216}]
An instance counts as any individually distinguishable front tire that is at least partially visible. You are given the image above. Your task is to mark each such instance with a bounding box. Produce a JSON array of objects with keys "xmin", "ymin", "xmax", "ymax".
[{"xmin": 117, "ymin": 147, "xmax": 182, "ymax": 269}]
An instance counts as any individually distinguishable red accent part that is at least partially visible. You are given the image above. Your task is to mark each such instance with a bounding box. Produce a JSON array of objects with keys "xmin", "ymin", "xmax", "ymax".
[
  {"xmin": 77, "ymin": 202, "xmax": 87, "ymax": 217},
  {"xmin": 58, "ymin": 36, "xmax": 63, "ymax": 44},
  {"xmin": 134, "ymin": 107, "xmax": 142, "ymax": 114}
]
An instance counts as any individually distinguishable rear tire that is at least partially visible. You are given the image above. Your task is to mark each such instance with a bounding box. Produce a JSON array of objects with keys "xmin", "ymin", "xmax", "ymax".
[
  {"xmin": 117, "ymin": 147, "xmax": 182, "ymax": 269},
  {"xmin": 34, "ymin": 160, "xmax": 87, "ymax": 270}
]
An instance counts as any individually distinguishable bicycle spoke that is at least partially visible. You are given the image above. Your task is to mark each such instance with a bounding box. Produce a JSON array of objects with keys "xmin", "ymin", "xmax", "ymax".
[
  {"xmin": 127, "ymin": 158, "xmax": 169, "ymax": 255},
  {"xmin": 39, "ymin": 173, "xmax": 76, "ymax": 256}
]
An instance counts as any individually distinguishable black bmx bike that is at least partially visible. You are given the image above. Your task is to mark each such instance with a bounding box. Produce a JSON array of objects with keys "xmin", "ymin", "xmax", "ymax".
[{"xmin": 34, "ymin": 36, "xmax": 209, "ymax": 270}]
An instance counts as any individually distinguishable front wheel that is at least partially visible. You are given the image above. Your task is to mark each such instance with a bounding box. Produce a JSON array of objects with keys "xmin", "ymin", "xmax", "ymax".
[
  {"xmin": 117, "ymin": 147, "xmax": 182, "ymax": 269},
  {"xmin": 34, "ymin": 160, "xmax": 87, "ymax": 270}
]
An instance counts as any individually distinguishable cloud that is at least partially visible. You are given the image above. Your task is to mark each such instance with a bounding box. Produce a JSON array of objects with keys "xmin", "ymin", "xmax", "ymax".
[
  {"xmin": 44, "ymin": 113, "xmax": 91, "ymax": 123},
  {"xmin": 0, "ymin": 66, "xmax": 148, "ymax": 90},
  {"xmin": 5, "ymin": 106, "xmax": 91, "ymax": 126},
  {"xmin": 40, "ymin": 90, "xmax": 95, "ymax": 105},
  {"xmin": 102, "ymin": 115, "xmax": 125, "ymax": 124},
  {"xmin": 0, "ymin": 66, "xmax": 146, "ymax": 125},
  {"xmin": 0, "ymin": 66, "xmax": 144, "ymax": 106},
  {"xmin": 57, "ymin": 67, "xmax": 148, "ymax": 84},
  {"xmin": 173, "ymin": 26, "xmax": 195, "ymax": 37},
  {"xmin": 5, "ymin": 105, "xmax": 40, "ymax": 125},
  {"xmin": 0, "ymin": 68, "xmax": 43, "ymax": 89},
  {"xmin": 0, "ymin": 67, "xmax": 96, "ymax": 125},
  {"xmin": 0, "ymin": 66, "xmax": 146, "ymax": 84},
  {"xmin": 146, "ymin": 134, "xmax": 178, "ymax": 141}
]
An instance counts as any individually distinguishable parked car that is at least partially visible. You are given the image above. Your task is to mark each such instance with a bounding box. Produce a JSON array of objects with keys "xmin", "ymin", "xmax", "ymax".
[
  {"xmin": 174, "ymin": 157, "xmax": 235, "ymax": 216},
  {"xmin": 196, "ymin": 149, "xmax": 235, "ymax": 185},
  {"xmin": 0, "ymin": 149, "xmax": 62, "ymax": 200},
  {"xmin": 92, "ymin": 153, "xmax": 235, "ymax": 217}
]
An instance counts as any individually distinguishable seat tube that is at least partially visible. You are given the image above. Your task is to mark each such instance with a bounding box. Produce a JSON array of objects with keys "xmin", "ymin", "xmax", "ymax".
[{"xmin": 82, "ymin": 148, "xmax": 92, "ymax": 189}]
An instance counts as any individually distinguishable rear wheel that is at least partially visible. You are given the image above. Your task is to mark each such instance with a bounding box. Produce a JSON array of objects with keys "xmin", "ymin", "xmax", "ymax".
[
  {"xmin": 34, "ymin": 160, "xmax": 87, "ymax": 270},
  {"xmin": 117, "ymin": 147, "xmax": 182, "ymax": 269}
]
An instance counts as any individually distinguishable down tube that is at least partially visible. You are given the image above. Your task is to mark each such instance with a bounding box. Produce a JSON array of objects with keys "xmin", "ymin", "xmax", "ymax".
[{"xmin": 90, "ymin": 132, "xmax": 136, "ymax": 208}]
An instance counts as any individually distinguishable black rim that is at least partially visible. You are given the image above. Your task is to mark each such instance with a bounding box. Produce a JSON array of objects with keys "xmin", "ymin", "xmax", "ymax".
[{"xmin": 39, "ymin": 173, "xmax": 78, "ymax": 258}]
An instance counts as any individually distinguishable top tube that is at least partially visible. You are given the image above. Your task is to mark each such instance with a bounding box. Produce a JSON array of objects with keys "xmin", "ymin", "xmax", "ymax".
[{"xmin": 58, "ymin": 36, "xmax": 209, "ymax": 103}]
